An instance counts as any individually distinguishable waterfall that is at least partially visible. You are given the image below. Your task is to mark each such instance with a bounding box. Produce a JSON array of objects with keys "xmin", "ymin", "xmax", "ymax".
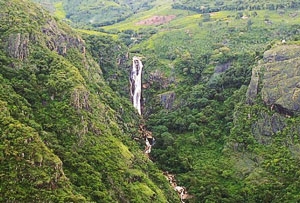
[{"xmin": 130, "ymin": 56, "xmax": 143, "ymax": 115}]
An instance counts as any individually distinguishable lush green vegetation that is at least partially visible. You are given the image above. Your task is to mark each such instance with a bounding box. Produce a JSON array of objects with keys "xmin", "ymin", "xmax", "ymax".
[
  {"xmin": 33, "ymin": 0, "xmax": 156, "ymax": 27},
  {"xmin": 0, "ymin": 0, "xmax": 179, "ymax": 202},
  {"xmin": 95, "ymin": 0, "xmax": 300, "ymax": 202},
  {"xmin": 172, "ymin": 0, "xmax": 300, "ymax": 13}
]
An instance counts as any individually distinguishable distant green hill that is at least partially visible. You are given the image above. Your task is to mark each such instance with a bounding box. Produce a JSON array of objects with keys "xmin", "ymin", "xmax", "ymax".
[
  {"xmin": 172, "ymin": 0, "xmax": 300, "ymax": 13},
  {"xmin": 32, "ymin": 0, "xmax": 156, "ymax": 27}
]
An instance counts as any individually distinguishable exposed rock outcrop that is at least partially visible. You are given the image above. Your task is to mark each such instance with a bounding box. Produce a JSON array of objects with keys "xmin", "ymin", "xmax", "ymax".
[
  {"xmin": 263, "ymin": 45, "xmax": 300, "ymax": 63},
  {"xmin": 42, "ymin": 19, "xmax": 85, "ymax": 56},
  {"xmin": 147, "ymin": 70, "xmax": 170, "ymax": 88},
  {"xmin": 262, "ymin": 51, "xmax": 300, "ymax": 115},
  {"xmin": 251, "ymin": 112, "xmax": 286, "ymax": 144},
  {"xmin": 7, "ymin": 33, "xmax": 30, "ymax": 60},
  {"xmin": 214, "ymin": 62, "xmax": 231, "ymax": 74},
  {"xmin": 247, "ymin": 44, "xmax": 300, "ymax": 115},
  {"xmin": 4, "ymin": 14, "xmax": 85, "ymax": 64},
  {"xmin": 246, "ymin": 65, "xmax": 260, "ymax": 105},
  {"xmin": 244, "ymin": 43, "xmax": 300, "ymax": 143},
  {"xmin": 159, "ymin": 91, "xmax": 175, "ymax": 109}
]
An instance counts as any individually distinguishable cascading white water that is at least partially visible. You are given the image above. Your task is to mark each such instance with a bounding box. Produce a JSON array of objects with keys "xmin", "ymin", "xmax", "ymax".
[{"xmin": 130, "ymin": 56, "xmax": 143, "ymax": 115}]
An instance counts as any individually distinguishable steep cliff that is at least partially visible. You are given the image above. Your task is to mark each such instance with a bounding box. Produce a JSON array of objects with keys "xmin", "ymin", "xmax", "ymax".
[
  {"xmin": 225, "ymin": 42, "xmax": 300, "ymax": 201},
  {"xmin": 246, "ymin": 43, "xmax": 300, "ymax": 136},
  {"xmin": 0, "ymin": 0, "xmax": 178, "ymax": 202}
]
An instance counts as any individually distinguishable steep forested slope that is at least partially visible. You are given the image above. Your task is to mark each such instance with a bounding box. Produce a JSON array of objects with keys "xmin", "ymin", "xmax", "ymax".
[{"xmin": 0, "ymin": 0, "xmax": 179, "ymax": 202}]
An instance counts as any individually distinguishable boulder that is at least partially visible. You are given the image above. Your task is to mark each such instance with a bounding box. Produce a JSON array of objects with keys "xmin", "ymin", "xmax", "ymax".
[
  {"xmin": 159, "ymin": 91, "xmax": 175, "ymax": 110},
  {"xmin": 251, "ymin": 112, "xmax": 286, "ymax": 144},
  {"xmin": 7, "ymin": 33, "xmax": 29, "ymax": 60},
  {"xmin": 247, "ymin": 44, "xmax": 300, "ymax": 115},
  {"xmin": 262, "ymin": 50, "xmax": 300, "ymax": 115}
]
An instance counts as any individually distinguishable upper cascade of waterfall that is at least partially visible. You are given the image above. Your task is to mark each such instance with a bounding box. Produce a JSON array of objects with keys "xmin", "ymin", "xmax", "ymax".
[{"xmin": 130, "ymin": 56, "xmax": 143, "ymax": 115}]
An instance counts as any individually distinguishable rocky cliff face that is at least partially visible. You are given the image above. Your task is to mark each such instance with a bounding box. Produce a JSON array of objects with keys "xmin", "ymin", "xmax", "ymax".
[
  {"xmin": 2, "ymin": 0, "xmax": 85, "ymax": 68},
  {"xmin": 246, "ymin": 43, "xmax": 300, "ymax": 140},
  {"xmin": 6, "ymin": 20, "xmax": 85, "ymax": 60},
  {"xmin": 42, "ymin": 19, "xmax": 86, "ymax": 55},
  {"xmin": 225, "ymin": 43, "xmax": 300, "ymax": 201},
  {"xmin": 159, "ymin": 91, "xmax": 176, "ymax": 110},
  {"xmin": 262, "ymin": 45, "xmax": 300, "ymax": 115},
  {"xmin": 7, "ymin": 33, "xmax": 30, "ymax": 60}
]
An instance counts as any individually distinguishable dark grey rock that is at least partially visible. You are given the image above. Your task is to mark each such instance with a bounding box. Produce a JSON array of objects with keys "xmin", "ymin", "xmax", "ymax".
[
  {"xmin": 159, "ymin": 91, "xmax": 175, "ymax": 110},
  {"xmin": 7, "ymin": 33, "xmax": 29, "ymax": 60}
]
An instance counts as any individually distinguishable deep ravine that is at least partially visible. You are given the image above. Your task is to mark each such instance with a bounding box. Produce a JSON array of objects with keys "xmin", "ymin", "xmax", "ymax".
[{"xmin": 130, "ymin": 57, "xmax": 192, "ymax": 203}]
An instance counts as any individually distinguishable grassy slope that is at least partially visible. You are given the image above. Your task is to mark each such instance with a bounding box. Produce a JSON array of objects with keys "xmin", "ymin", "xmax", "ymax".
[
  {"xmin": 53, "ymin": 2, "xmax": 66, "ymax": 19},
  {"xmin": 101, "ymin": 5, "xmax": 300, "ymax": 77}
]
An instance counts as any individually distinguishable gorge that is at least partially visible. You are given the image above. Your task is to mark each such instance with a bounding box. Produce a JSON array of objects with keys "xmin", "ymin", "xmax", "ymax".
[{"xmin": 2, "ymin": 0, "xmax": 300, "ymax": 202}]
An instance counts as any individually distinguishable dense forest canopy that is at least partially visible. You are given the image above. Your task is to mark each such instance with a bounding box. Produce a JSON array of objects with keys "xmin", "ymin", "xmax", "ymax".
[{"xmin": 2, "ymin": 0, "xmax": 300, "ymax": 202}]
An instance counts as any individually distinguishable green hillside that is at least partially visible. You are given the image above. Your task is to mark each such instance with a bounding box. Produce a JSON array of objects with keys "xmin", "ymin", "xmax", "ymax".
[
  {"xmin": 32, "ymin": 0, "xmax": 156, "ymax": 27},
  {"xmin": 172, "ymin": 0, "xmax": 300, "ymax": 13},
  {"xmin": 0, "ymin": 0, "xmax": 179, "ymax": 202}
]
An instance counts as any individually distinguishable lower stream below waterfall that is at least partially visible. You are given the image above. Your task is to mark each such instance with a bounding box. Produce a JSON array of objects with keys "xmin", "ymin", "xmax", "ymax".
[{"xmin": 130, "ymin": 57, "xmax": 192, "ymax": 202}]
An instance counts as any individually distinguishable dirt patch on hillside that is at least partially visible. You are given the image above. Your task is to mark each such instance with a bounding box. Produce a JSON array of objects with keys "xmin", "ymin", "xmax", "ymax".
[{"xmin": 136, "ymin": 15, "xmax": 176, "ymax": 26}]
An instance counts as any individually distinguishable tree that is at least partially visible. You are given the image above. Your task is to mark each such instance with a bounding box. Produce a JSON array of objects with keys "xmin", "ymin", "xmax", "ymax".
[
  {"xmin": 188, "ymin": 123, "xmax": 200, "ymax": 134},
  {"xmin": 247, "ymin": 19, "xmax": 253, "ymax": 31},
  {"xmin": 236, "ymin": 12, "xmax": 243, "ymax": 19},
  {"xmin": 202, "ymin": 13, "xmax": 211, "ymax": 22}
]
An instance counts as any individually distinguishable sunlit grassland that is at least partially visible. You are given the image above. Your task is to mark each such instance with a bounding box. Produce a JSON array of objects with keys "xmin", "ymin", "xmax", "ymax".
[
  {"xmin": 108, "ymin": 6, "xmax": 300, "ymax": 65},
  {"xmin": 130, "ymin": 12, "xmax": 214, "ymax": 56},
  {"xmin": 102, "ymin": 1, "xmax": 121, "ymax": 7},
  {"xmin": 253, "ymin": 9, "xmax": 300, "ymax": 26},
  {"xmin": 76, "ymin": 29, "xmax": 118, "ymax": 40},
  {"xmin": 54, "ymin": 2, "xmax": 66, "ymax": 20},
  {"xmin": 218, "ymin": 9, "xmax": 300, "ymax": 28},
  {"xmin": 79, "ymin": 0, "xmax": 121, "ymax": 11},
  {"xmin": 102, "ymin": 4, "xmax": 195, "ymax": 31},
  {"xmin": 165, "ymin": 14, "xmax": 202, "ymax": 29}
]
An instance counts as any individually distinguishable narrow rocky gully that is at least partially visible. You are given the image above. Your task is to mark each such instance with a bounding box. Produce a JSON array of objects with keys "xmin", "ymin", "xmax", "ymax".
[{"xmin": 130, "ymin": 57, "xmax": 192, "ymax": 203}]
